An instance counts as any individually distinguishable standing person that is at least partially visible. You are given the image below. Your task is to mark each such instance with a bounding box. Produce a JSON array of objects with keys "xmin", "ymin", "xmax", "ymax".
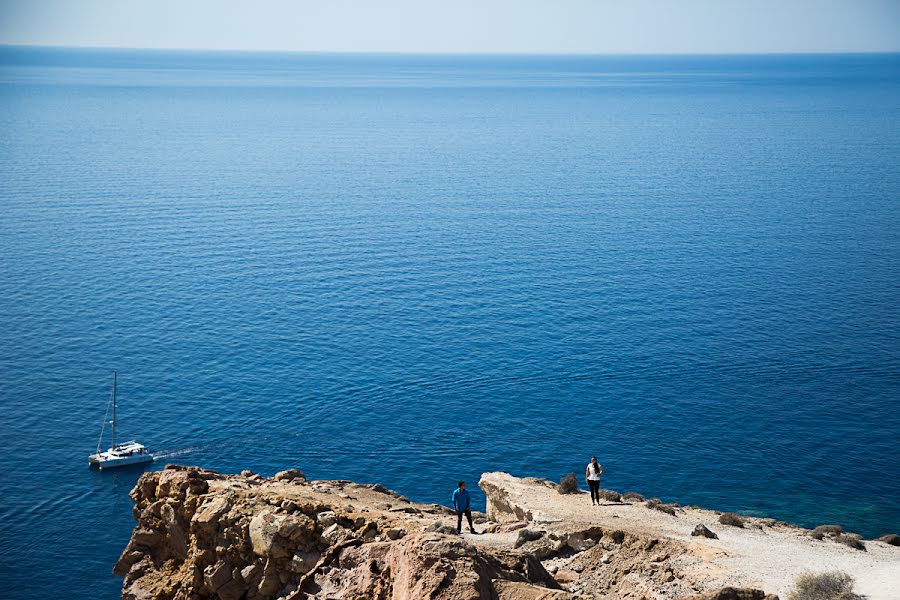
[
  {"xmin": 452, "ymin": 481, "xmax": 477, "ymax": 534},
  {"xmin": 585, "ymin": 456, "xmax": 604, "ymax": 505}
]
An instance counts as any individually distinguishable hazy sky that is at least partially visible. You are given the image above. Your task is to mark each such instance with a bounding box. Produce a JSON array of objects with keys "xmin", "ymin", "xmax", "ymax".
[{"xmin": 1, "ymin": 0, "xmax": 898, "ymax": 54}]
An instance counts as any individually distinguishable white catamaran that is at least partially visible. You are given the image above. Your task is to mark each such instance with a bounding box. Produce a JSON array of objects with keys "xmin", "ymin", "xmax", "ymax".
[{"xmin": 89, "ymin": 370, "xmax": 153, "ymax": 470}]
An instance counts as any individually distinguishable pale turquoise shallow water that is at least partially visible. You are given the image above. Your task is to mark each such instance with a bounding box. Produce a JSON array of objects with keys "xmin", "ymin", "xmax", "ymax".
[{"xmin": 0, "ymin": 48, "xmax": 899, "ymax": 598}]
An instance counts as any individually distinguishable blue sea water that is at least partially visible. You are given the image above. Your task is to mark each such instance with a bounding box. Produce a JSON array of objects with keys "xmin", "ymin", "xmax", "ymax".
[{"xmin": 1, "ymin": 47, "xmax": 899, "ymax": 599}]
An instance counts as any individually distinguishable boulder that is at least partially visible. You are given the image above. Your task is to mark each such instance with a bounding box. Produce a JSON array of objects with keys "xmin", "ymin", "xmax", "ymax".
[
  {"xmin": 203, "ymin": 559, "xmax": 233, "ymax": 593},
  {"xmin": 479, "ymin": 473, "xmax": 539, "ymax": 523},
  {"xmin": 153, "ymin": 469, "xmax": 209, "ymax": 500},
  {"xmin": 192, "ymin": 496, "xmax": 230, "ymax": 527},
  {"xmin": 316, "ymin": 510, "xmax": 337, "ymax": 528},
  {"xmin": 249, "ymin": 511, "xmax": 281, "ymax": 557},
  {"xmin": 273, "ymin": 469, "xmax": 306, "ymax": 482},
  {"xmin": 515, "ymin": 528, "xmax": 545, "ymax": 548},
  {"xmin": 248, "ymin": 510, "xmax": 313, "ymax": 557},
  {"xmin": 289, "ymin": 551, "xmax": 320, "ymax": 574},
  {"xmin": 321, "ymin": 523, "xmax": 347, "ymax": 545}
]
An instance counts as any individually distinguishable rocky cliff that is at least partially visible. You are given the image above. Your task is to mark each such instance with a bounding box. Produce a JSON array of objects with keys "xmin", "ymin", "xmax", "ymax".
[
  {"xmin": 116, "ymin": 467, "xmax": 899, "ymax": 599},
  {"xmin": 115, "ymin": 466, "xmax": 563, "ymax": 600}
]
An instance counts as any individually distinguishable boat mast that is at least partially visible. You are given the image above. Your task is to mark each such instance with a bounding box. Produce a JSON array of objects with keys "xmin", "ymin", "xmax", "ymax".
[{"xmin": 111, "ymin": 370, "xmax": 117, "ymax": 449}]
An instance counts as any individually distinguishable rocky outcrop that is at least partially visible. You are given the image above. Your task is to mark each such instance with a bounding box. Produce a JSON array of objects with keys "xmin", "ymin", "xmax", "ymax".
[
  {"xmin": 115, "ymin": 466, "xmax": 565, "ymax": 600},
  {"xmin": 117, "ymin": 469, "xmax": 898, "ymax": 599},
  {"xmin": 480, "ymin": 475, "xmax": 553, "ymax": 523}
]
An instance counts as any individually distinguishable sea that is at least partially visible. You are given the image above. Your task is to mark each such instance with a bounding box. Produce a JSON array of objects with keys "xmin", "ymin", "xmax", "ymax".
[{"xmin": 0, "ymin": 47, "xmax": 898, "ymax": 599}]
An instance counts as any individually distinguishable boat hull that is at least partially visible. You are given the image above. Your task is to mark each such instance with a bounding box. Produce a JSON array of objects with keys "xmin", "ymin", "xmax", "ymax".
[
  {"xmin": 89, "ymin": 440, "xmax": 154, "ymax": 470},
  {"xmin": 90, "ymin": 453, "xmax": 154, "ymax": 470}
]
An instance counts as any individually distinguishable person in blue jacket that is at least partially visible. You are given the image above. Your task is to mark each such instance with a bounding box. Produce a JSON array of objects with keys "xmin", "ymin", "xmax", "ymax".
[{"xmin": 452, "ymin": 480, "xmax": 478, "ymax": 534}]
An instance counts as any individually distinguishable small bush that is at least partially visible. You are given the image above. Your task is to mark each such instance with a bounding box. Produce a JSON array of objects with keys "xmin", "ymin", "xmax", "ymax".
[
  {"xmin": 657, "ymin": 503, "xmax": 677, "ymax": 516},
  {"xmin": 877, "ymin": 533, "xmax": 900, "ymax": 546},
  {"xmin": 691, "ymin": 524, "xmax": 718, "ymax": 539},
  {"xmin": 811, "ymin": 524, "xmax": 844, "ymax": 538},
  {"xmin": 788, "ymin": 571, "xmax": 862, "ymax": 600},
  {"xmin": 719, "ymin": 512, "xmax": 745, "ymax": 528},
  {"xmin": 599, "ymin": 489, "xmax": 621, "ymax": 502},
  {"xmin": 622, "ymin": 491, "xmax": 644, "ymax": 502},
  {"xmin": 646, "ymin": 498, "xmax": 677, "ymax": 516},
  {"xmin": 834, "ymin": 534, "xmax": 866, "ymax": 551},
  {"xmin": 425, "ymin": 521, "xmax": 459, "ymax": 535},
  {"xmin": 558, "ymin": 472, "xmax": 579, "ymax": 495}
]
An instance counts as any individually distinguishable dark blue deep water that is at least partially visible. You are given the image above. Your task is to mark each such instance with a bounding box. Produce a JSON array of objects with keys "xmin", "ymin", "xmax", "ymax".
[{"xmin": 1, "ymin": 47, "xmax": 899, "ymax": 598}]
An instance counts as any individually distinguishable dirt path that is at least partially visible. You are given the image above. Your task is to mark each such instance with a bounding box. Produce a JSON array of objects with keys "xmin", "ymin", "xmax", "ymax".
[{"xmin": 478, "ymin": 472, "xmax": 900, "ymax": 599}]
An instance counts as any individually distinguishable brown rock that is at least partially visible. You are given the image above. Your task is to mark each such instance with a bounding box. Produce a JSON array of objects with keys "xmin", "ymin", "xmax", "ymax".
[
  {"xmin": 203, "ymin": 559, "xmax": 233, "ymax": 592},
  {"xmin": 554, "ymin": 568, "xmax": 580, "ymax": 583},
  {"xmin": 274, "ymin": 469, "xmax": 306, "ymax": 482},
  {"xmin": 308, "ymin": 534, "xmax": 561, "ymax": 599},
  {"xmin": 116, "ymin": 468, "xmax": 569, "ymax": 600}
]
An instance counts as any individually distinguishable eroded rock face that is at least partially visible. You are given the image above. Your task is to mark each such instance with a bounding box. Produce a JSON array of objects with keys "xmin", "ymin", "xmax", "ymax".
[
  {"xmin": 310, "ymin": 534, "xmax": 565, "ymax": 600},
  {"xmin": 481, "ymin": 473, "xmax": 541, "ymax": 523},
  {"xmin": 115, "ymin": 466, "xmax": 564, "ymax": 600}
]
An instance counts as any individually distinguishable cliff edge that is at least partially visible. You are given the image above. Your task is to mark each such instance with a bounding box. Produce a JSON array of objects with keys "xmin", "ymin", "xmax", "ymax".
[
  {"xmin": 115, "ymin": 466, "xmax": 562, "ymax": 600},
  {"xmin": 479, "ymin": 472, "xmax": 899, "ymax": 599},
  {"xmin": 115, "ymin": 467, "xmax": 899, "ymax": 599}
]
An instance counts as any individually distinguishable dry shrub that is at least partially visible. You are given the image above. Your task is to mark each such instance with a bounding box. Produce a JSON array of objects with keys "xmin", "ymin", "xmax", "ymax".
[
  {"xmin": 718, "ymin": 512, "xmax": 745, "ymax": 528},
  {"xmin": 657, "ymin": 504, "xmax": 677, "ymax": 516},
  {"xmin": 622, "ymin": 491, "xmax": 644, "ymax": 502},
  {"xmin": 646, "ymin": 498, "xmax": 677, "ymax": 516},
  {"xmin": 811, "ymin": 524, "xmax": 844, "ymax": 539},
  {"xmin": 558, "ymin": 472, "xmax": 578, "ymax": 494},
  {"xmin": 834, "ymin": 534, "xmax": 866, "ymax": 551},
  {"xmin": 877, "ymin": 533, "xmax": 900, "ymax": 546},
  {"xmin": 599, "ymin": 489, "xmax": 621, "ymax": 502},
  {"xmin": 788, "ymin": 571, "xmax": 862, "ymax": 600}
]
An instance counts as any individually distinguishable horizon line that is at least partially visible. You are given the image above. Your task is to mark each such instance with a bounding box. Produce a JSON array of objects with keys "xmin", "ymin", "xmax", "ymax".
[{"xmin": 3, "ymin": 43, "xmax": 899, "ymax": 58}]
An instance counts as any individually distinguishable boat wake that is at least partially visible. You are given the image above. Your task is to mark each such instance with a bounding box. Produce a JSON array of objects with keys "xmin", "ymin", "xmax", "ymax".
[{"xmin": 152, "ymin": 446, "xmax": 200, "ymax": 462}]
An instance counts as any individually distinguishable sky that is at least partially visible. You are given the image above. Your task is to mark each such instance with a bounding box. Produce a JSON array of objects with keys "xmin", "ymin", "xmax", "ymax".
[{"xmin": 0, "ymin": 0, "xmax": 898, "ymax": 54}]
